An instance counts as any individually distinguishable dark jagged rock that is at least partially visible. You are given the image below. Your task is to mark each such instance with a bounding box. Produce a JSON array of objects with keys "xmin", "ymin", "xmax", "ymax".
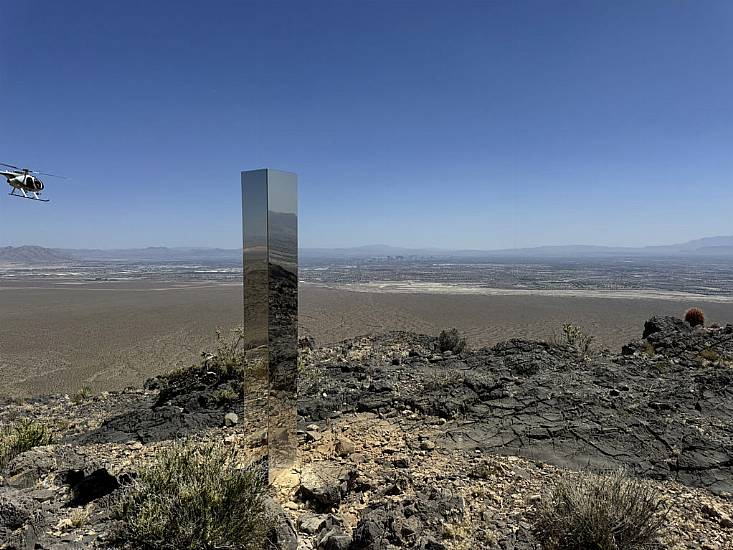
[
  {"xmin": 75, "ymin": 358, "xmax": 244, "ymax": 445},
  {"xmin": 300, "ymin": 321, "xmax": 733, "ymax": 496},
  {"xmin": 299, "ymin": 336, "xmax": 316, "ymax": 350},
  {"xmin": 265, "ymin": 498, "xmax": 298, "ymax": 550},
  {"xmin": 638, "ymin": 315, "xmax": 733, "ymax": 366},
  {"xmin": 643, "ymin": 315, "xmax": 693, "ymax": 340},
  {"xmin": 62, "ymin": 468, "xmax": 120, "ymax": 507},
  {"xmin": 75, "ymin": 403, "xmax": 238, "ymax": 444},
  {"xmin": 0, "ymin": 496, "xmax": 43, "ymax": 550},
  {"xmin": 297, "ymin": 462, "xmax": 356, "ymax": 513},
  {"xmin": 351, "ymin": 488, "xmax": 468, "ymax": 549}
]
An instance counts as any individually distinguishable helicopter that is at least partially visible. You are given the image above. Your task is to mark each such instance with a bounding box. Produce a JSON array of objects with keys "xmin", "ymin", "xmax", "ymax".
[{"xmin": 1, "ymin": 162, "xmax": 66, "ymax": 202}]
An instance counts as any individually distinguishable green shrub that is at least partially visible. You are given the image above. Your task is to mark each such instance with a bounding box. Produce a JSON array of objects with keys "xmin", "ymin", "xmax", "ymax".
[
  {"xmin": 162, "ymin": 327, "xmax": 245, "ymax": 391},
  {"xmin": 0, "ymin": 419, "xmax": 53, "ymax": 469},
  {"xmin": 642, "ymin": 342, "xmax": 656, "ymax": 357},
  {"xmin": 213, "ymin": 388, "xmax": 240, "ymax": 404},
  {"xmin": 533, "ymin": 470, "xmax": 666, "ymax": 550},
  {"xmin": 116, "ymin": 441, "xmax": 270, "ymax": 550},
  {"xmin": 71, "ymin": 386, "xmax": 93, "ymax": 404},
  {"xmin": 560, "ymin": 323, "xmax": 594, "ymax": 355},
  {"xmin": 700, "ymin": 348, "xmax": 720, "ymax": 363},
  {"xmin": 438, "ymin": 328, "xmax": 467, "ymax": 354}
]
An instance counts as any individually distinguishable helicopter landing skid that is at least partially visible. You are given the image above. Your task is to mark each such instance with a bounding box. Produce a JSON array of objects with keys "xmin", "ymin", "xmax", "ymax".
[{"xmin": 9, "ymin": 190, "xmax": 49, "ymax": 202}]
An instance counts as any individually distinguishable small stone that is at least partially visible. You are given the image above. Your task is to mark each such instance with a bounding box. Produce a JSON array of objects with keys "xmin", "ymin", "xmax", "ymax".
[
  {"xmin": 297, "ymin": 462, "xmax": 350, "ymax": 513},
  {"xmin": 335, "ymin": 437, "xmax": 355, "ymax": 457},
  {"xmin": 29, "ymin": 488, "xmax": 56, "ymax": 502},
  {"xmin": 5, "ymin": 470, "xmax": 37, "ymax": 489},
  {"xmin": 305, "ymin": 431, "xmax": 322, "ymax": 442},
  {"xmin": 224, "ymin": 412, "xmax": 239, "ymax": 427},
  {"xmin": 322, "ymin": 532, "xmax": 352, "ymax": 550},
  {"xmin": 420, "ymin": 440, "xmax": 436, "ymax": 451},
  {"xmin": 700, "ymin": 503, "xmax": 733, "ymax": 529},
  {"xmin": 56, "ymin": 518, "xmax": 74, "ymax": 531},
  {"xmin": 701, "ymin": 503, "xmax": 724, "ymax": 521},
  {"xmin": 299, "ymin": 514, "xmax": 327, "ymax": 534}
]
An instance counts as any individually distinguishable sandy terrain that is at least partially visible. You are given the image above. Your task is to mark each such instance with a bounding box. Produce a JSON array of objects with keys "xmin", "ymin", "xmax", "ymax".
[{"xmin": 2, "ymin": 281, "xmax": 733, "ymax": 397}]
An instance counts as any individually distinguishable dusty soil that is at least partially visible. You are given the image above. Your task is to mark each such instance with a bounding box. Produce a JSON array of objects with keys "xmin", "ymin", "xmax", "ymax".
[{"xmin": 2, "ymin": 282, "xmax": 733, "ymax": 396}]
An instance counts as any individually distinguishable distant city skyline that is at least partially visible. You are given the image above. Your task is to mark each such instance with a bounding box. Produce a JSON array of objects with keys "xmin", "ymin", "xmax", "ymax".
[{"xmin": 1, "ymin": 1, "xmax": 731, "ymax": 250}]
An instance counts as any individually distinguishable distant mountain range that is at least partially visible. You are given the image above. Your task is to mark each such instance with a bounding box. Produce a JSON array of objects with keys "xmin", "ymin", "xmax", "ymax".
[
  {"xmin": 0, "ymin": 246, "xmax": 75, "ymax": 263},
  {"xmin": 0, "ymin": 246, "xmax": 243, "ymax": 264},
  {"xmin": 301, "ymin": 236, "xmax": 733, "ymax": 259},
  {"xmin": 2, "ymin": 236, "xmax": 733, "ymax": 264}
]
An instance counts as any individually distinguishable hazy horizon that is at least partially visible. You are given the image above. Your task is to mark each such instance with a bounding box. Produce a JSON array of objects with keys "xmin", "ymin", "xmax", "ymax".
[{"xmin": 3, "ymin": 233, "xmax": 733, "ymax": 254}]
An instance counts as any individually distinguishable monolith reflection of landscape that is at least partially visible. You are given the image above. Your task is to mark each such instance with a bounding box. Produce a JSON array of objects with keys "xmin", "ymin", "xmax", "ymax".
[{"xmin": 242, "ymin": 169, "xmax": 298, "ymax": 482}]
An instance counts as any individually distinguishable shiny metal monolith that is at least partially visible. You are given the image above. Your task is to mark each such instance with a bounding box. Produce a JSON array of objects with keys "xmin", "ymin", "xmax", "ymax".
[{"xmin": 242, "ymin": 169, "xmax": 298, "ymax": 482}]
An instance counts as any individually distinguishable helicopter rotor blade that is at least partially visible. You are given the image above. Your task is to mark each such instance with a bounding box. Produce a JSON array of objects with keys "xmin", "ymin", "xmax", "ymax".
[
  {"xmin": 32, "ymin": 171, "xmax": 68, "ymax": 179},
  {"xmin": 0, "ymin": 162, "xmax": 22, "ymax": 170}
]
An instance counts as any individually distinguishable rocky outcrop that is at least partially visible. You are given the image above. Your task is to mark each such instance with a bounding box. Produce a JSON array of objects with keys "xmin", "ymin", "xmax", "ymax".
[
  {"xmin": 299, "ymin": 322, "xmax": 733, "ymax": 496},
  {"xmin": 77, "ymin": 357, "xmax": 244, "ymax": 445},
  {"xmin": 0, "ymin": 316, "xmax": 731, "ymax": 548},
  {"xmin": 622, "ymin": 315, "xmax": 733, "ymax": 365}
]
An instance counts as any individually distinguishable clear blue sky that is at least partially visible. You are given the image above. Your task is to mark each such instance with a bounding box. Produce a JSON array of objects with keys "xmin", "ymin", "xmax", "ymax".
[{"xmin": 1, "ymin": 1, "xmax": 731, "ymax": 249}]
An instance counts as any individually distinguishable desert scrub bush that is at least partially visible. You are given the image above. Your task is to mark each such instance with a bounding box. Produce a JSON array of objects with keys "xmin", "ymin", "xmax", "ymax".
[
  {"xmin": 685, "ymin": 307, "xmax": 705, "ymax": 327},
  {"xmin": 533, "ymin": 469, "xmax": 666, "ymax": 550},
  {"xmin": 423, "ymin": 370, "xmax": 464, "ymax": 391},
  {"xmin": 297, "ymin": 351, "xmax": 323, "ymax": 384},
  {"xmin": 213, "ymin": 387, "xmax": 240, "ymax": 405},
  {"xmin": 164, "ymin": 327, "xmax": 245, "ymax": 386},
  {"xmin": 557, "ymin": 323, "xmax": 594, "ymax": 355},
  {"xmin": 642, "ymin": 341, "xmax": 656, "ymax": 357},
  {"xmin": 438, "ymin": 328, "xmax": 467, "ymax": 354},
  {"xmin": 71, "ymin": 386, "xmax": 92, "ymax": 404},
  {"xmin": 0, "ymin": 419, "xmax": 53, "ymax": 469},
  {"xmin": 699, "ymin": 348, "xmax": 720, "ymax": 363},
  {"xmin": 116, "ymin": 441, "xmax": 270, "ymax": 550},
  {"xmin": 442, "ymin": 518, "xmax": 475, "ymax": 549},
  {"xmin": 70, "ymin": 506, "xmax": 90, "ymax": 528}
]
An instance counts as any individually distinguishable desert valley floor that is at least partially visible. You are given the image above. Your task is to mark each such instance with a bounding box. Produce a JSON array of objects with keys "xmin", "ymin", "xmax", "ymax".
[{"xmin": 2, "ymin": 281, "xmax": 733, "ymax": 396}]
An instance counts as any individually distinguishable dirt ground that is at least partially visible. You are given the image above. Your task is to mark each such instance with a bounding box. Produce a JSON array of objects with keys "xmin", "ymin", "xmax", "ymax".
[{"xmin": 2, "ymin": 281, "xmax": 732, "ymax": 397}]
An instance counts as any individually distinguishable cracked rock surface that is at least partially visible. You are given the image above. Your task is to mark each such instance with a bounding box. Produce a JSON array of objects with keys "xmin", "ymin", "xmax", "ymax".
[{"xmin": 299, "ymin": 317, "xmax": 733, "ymax": 496}]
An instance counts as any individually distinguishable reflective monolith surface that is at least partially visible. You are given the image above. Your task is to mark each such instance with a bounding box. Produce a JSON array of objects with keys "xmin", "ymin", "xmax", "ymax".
[{"xmin": 242, "ymin": 169, "xmax": 298, "ymax": 482}]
